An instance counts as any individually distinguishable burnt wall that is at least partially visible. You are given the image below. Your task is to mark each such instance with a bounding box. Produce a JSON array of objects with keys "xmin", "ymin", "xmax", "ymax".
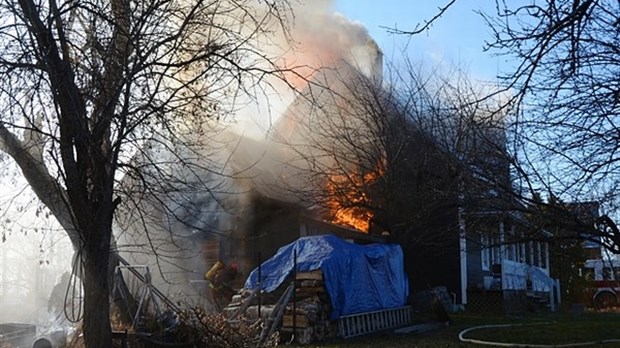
[{"xmin": 246, "ymin": 197, "xmax": 303, "ymax": 269}]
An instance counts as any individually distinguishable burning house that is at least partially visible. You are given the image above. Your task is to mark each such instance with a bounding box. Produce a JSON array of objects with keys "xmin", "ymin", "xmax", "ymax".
[{"xmin": 112, "ymin": 0, "xmax": 557, "ymax": 325}]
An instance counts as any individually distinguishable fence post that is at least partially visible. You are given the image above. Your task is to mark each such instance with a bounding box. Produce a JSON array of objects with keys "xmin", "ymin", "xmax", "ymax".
[{"xmin": 258, "ymin": 252, "xmax": 262, "ymax": 320}]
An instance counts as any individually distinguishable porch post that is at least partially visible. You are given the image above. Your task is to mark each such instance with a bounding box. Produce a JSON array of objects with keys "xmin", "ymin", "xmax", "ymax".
[
  {"xmin": 550, "ymin": 281, "xmax": 556, "ymax": 312},
  {"xmin": 545, "ymin": 242, "xmax": 550, "ymax": 271},
  {"xmin": 499, "ymin": 221, "xmax": 506, "ymax": 263},
  {"xmin": 458, "ymin": 205, "xmax": 467, "ymax": 305},
  {"xmin": 555, "ymin": 279, "xmax": 562, "ymax": 307}
]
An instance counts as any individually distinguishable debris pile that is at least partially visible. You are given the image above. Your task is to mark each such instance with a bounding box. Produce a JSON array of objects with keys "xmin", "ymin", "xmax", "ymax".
[{"xmin": 177, "ymin": 306, "xmax": 279, "ymax": 348}]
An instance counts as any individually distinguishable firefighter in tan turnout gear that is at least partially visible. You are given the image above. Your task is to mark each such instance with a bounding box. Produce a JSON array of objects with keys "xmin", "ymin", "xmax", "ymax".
[{"xmin": 205, "ymin": 260, "xmax": 238, "ymax": 310}]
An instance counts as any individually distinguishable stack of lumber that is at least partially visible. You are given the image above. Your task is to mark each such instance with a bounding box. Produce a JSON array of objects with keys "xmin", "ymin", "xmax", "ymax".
[
  {"xmin": 222, "ymin": 288, "xmax": 272, "ymax": 320},
  {"xmin": 222, "ymin": 285, "xmax": 286, "ymax": 320},
  {"xmin": 221, "ymin": 269, "xmax": 337, "ymax": 344},
  {"xmin": 279, "ymin": 270, "xmax": 337, "ymax": 344}
]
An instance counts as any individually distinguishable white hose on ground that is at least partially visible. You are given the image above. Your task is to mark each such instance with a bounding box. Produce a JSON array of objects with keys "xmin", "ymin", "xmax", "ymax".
[{"xmin": 458, "ymin": 322, "xmax": 620, "ymax": 347}]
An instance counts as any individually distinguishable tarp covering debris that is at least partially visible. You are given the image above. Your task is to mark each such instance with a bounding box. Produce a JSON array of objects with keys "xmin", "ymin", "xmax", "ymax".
[{"xmin": 244, "ymin": 234, "xmax": 409, "ymax": 319}]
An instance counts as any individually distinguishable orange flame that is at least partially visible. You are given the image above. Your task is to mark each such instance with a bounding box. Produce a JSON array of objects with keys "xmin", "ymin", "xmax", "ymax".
[{"xmin": 325, "ymin": 158, "xmax": 385, "ymax": 233}]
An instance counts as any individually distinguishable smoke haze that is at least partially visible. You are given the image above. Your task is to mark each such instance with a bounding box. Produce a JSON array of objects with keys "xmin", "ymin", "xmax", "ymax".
[{"xmin": 1, "ymin": 0, "xmax": 384, "ymax": 321}]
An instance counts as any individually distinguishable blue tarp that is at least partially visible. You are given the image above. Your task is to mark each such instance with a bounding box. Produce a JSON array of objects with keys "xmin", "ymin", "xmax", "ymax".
[{"xmin": 244, "ymin": 234, "xmax": 409, "ymax": 319}]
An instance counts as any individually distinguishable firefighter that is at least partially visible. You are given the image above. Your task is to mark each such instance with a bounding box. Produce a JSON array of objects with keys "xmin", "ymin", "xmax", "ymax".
[
  {"xmin": 205, "ymin": 261, "xmax": 239, "ymax": 310},
  {"xmin": 48, "ymin": 271, "xmax": 70, "ymax": 317}
]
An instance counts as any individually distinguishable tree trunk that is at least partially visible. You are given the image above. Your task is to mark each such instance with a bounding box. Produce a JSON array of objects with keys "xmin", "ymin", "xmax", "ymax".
[{"xmin": 82, "ymin": 237, "xmax": 113, "ymax": 348}]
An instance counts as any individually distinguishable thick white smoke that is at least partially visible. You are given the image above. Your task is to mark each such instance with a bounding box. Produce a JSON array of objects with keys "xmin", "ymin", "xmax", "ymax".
[
  {"xmin": 117, "ymin": 0, "xmax": 384, "ymax": 308},
  {"xmin": 229, "ymin": 0, "xmax": 382, "ymax": 139}
]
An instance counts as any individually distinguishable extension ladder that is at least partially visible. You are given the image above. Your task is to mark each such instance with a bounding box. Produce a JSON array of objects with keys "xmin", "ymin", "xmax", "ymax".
[{"xmin": 338, "ymin": 306, "xmax": 412, "ymax": 338}]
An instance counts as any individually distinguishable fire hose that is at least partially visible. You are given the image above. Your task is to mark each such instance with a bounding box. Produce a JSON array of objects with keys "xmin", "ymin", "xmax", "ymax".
[{"xmin": 458, "ymin": 322, "xmax": 620, "ymax": 347}]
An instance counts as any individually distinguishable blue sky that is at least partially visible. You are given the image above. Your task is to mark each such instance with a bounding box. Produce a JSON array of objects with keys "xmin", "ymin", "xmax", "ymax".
[{"xmin": 333, "ymin": 1, "xmax": 504, "ymax": 83}]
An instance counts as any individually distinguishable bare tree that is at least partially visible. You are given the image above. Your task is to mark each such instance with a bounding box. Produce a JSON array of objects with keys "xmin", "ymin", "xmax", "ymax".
[
  {"xmin": 482, "ymin": 0, "xmax": 618, "ymax": 196},
  {"xmin": 391, "ymin": 0, "xmax": 620, "ymax": 253},
  {"xmin": 478, "ymin": 0, "xmax": 620, "ymax": 252},
  {"xmin": 0, "ymin": 0, "xmax": 294, "ymax": 346}
]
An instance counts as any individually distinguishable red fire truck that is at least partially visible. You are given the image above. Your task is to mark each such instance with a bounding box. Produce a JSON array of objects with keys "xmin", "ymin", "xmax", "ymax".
[{"xmin": 582, "ymin": 259, "xmax": 620, "ymax": 309}]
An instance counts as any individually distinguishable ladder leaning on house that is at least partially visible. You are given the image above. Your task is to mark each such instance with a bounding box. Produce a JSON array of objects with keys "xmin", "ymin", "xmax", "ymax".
[{"xmin": 338, "ymin": 306, "xmax": 412, "ymax": 338}]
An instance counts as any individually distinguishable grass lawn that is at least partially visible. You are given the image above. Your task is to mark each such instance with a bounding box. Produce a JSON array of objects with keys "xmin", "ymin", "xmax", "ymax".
[{"xmin": 293, "ymin": 311, "xmax": 620, "ymax": 347}]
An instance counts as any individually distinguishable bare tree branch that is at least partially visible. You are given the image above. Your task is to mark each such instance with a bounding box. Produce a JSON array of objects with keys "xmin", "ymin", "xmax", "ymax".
[{"xmin": 382, "ymin": 0, "xmax": 457, "ymax": 36}]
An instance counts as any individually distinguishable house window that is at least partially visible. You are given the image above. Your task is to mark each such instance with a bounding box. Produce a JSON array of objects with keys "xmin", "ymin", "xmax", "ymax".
[
  {"xmin": 491, "ymin": 235, "xmax": 501, "ymax": 265},
  {"xmin": 526, "ymin": 241, "xmax": 532, "ymax": 265},
  {"xmin": 532, "ymin": 241, "xmax": 540, "ymax": 267},
  {"xmin": 508, "ymin": 243, "xmax": 516, "ymax": 261},
  {"xmin": 481, "ymin": 234, "xmax": 490, "ymax": 271},
  {"xmin": 506, "ymin": 225, "xmax": 516, "ymax": 262},
  {"xmin": 481, "ymin": 232, "xmax": 502, "ymax": 270}
]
